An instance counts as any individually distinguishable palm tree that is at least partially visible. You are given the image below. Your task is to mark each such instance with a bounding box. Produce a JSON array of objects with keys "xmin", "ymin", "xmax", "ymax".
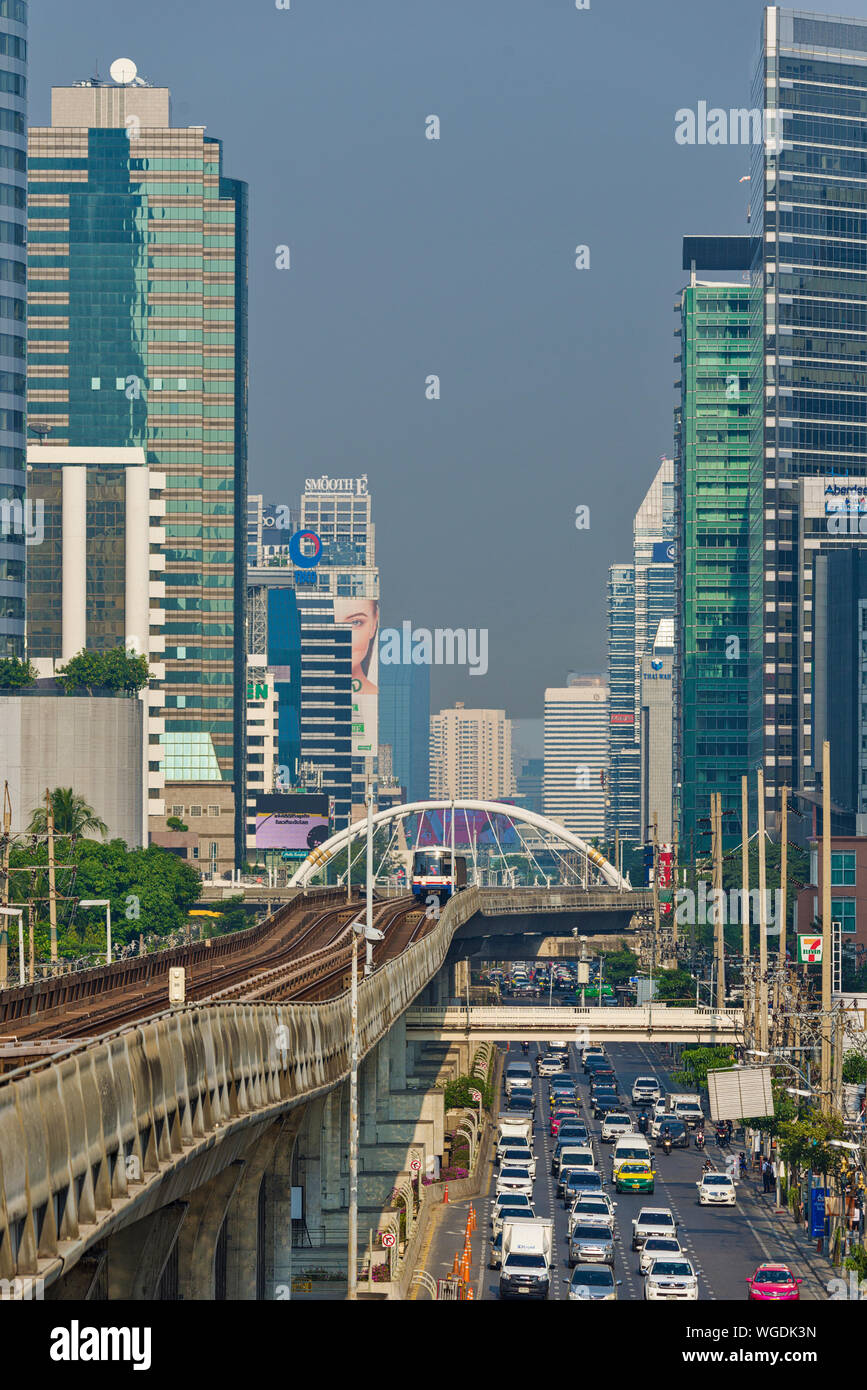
[{"xmin": 27, "ymin": 787, "xmax": 108, "ymax": 840}]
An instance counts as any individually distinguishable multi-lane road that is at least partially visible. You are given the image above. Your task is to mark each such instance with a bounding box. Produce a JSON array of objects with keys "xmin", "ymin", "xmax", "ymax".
[{"xmin": 477, "ymin": 1036, "xmax": 824, "ymax": 1301}]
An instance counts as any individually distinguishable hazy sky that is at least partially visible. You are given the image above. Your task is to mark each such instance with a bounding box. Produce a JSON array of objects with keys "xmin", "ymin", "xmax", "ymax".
[{"xmin": 32, "ymin": 0, "xmax": 852, "ymax": 718}]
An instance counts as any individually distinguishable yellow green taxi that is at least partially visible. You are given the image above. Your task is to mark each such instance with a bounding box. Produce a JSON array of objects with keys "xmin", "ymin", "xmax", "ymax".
[{"xmin": 614, "ymin": 1160, "xmax": 656, "ymax": 1194}]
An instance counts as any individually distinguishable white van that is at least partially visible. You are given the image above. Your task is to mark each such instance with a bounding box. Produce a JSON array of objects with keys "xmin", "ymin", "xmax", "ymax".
[
  {"xmin": 612, "ymin": 1135, "xmax": 652, "ymax": 1177},
  {"xmin": 505, "ymin": 1060, "xmax": 534, "ymax": 1099}
]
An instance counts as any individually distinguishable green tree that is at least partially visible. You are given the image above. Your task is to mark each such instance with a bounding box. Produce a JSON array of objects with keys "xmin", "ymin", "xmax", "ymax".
[
  {"xmin": 842, "ymin": 1053, "xmax": 867, "ymax": 1085},
  {"xmin": 27, "ymin": 787, "xmax": 108, "ymax": 840},
  {"xmin": 442, "ymin": 1074, "xmax": 493, "ymax": 1110},
  {"xmin": 166, "ymin": 815, "xmax": 189, "ymax": 832},
  {"xmin": 654, "ymin": 967, "xmax": 696, "ymax": 1003},
  {"xmin": 57, "ymin": 646, "xmax": 149, "ymax": 695},
  {"xmin": 0, "ymin": 655, "xmax": 37, "ymax": 688},
  {"xmin": 672, "ymin": 1045, "xmax": 737, "ymax": 1091},
  {"xmin": 602, "ymin": 945, "xmax": 639, "ymax": 986}
]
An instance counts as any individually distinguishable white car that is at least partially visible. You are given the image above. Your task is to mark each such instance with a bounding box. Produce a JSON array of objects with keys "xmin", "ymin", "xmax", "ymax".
[
  {"xmin": 632, "ymin": 1076, "xmax": 661, "ymax": 1106},
  {"xmin": 638, "ymin": 1236, "xmax": 683, "ymax": 1276},
  {"xmin": 697, "ymin": 1172, "xmax": 737, "ymax": 1206},
  {"xmin": 568, "ymin": 1194, "xmax": 617, "ymax": 1236},
  {"xmin": 644, "ymin": 1258, "xmax": 699, "ymax": 1300},
  {"xmin": 538, "ymin": 1055, "xmax": 565, "ymax": 1076},
  {"xmin": 496, "ymin": 1166, "xmax": 534, "ymax": 1199},
  {"xmin": 601, "ymin": 1112, "xmax": 634, "ymax": 1144},
  {"xmin": 490, "ymin": 1195, "xmax": 534, "ymax": 1236},
  {"xmin": 500, "ymin": 1151, "xmax": 537, "ymax": 1180},
  {"xmin": 650, "ymin": 1099, "xmax": 669, "ymax": 1123},
  {"xmin": 496, "ymin": 1136, "xmax": 534, "ymax": 1165}
]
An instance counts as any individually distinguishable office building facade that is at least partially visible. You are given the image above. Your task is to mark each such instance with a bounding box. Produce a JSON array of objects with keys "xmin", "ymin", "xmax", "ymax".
[
  {"xmin": 676, "ymin": 259, "xmax": 753, "ymax": 851},
  {"xmin": 0, "ymin": 0, "xmax": 25, "ymax": 657},
  {"xmin": 543, "ymin": 680, "xmax": 608, "ymax": 839},
  {"xmin": 379, "ymin": 656, "xmax": 429, "ymax": 803},
  {"xmin": 27, "ymin": 70, "xmax": 248, "ymax": 867},
  {"xmin": 430, "ymin": 704, "xmax": 513, "ymax": 801},
  {"xmin": 605, "ymin": 562, "xmax": 639, "ymax": 844},
  {"xmin": 750, "ymin": 7, "xmax": 867, "ymax": 829},
  {"xmin": 640, "ymin": 620, "xmax": 675, "ymax": 843}
]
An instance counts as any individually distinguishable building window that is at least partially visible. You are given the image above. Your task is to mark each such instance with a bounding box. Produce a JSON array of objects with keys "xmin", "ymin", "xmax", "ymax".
[
  {"xmin": 831, "ymin": 898, "xmax": 857, "ymax": 934},
  {"xmin": 91, "ymin": 377, "xmax": 100, "ymax": 390},
  {"xmin": 207, "ymin": 805, "xmax": 220, "ymax": 817},
  {"xmin": 171, "ymin": 805, "xmax": 184, "ymax": 818},
  {"xmin": 831, "ymin": 853, "xmax": 856, "ymax": 886},
  {"xmin": 189, "ymin": 805, "xmax": 202, "ymax": 817}
]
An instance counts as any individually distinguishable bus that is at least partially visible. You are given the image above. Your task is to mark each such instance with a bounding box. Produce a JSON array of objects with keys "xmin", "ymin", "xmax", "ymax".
[{"xmin": 411, "ymin": 848, "xmax": 468, "ymax": 904}]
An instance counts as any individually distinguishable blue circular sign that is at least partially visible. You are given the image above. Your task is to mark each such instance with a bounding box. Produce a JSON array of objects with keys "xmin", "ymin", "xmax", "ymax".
[{"xmin": 289, "ymin": 529, "xmax": 322, "ymax": 569}]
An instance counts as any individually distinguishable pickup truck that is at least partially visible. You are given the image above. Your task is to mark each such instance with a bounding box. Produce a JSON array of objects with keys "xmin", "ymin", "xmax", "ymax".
[
  {"xmin": 631, "ymin": 1207, "xmax": 680, "ymax": 1252},
  {"xmin": 499, "ymin": 1218, "xmax": 554, "ymax": 1300}
]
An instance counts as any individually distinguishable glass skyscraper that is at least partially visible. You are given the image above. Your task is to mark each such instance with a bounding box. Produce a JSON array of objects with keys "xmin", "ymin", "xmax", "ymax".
[
  {"xmin": 26, "ymin": 72, "xmax": 248, "ymax": 864},
  {"xmin": 379, "ymin": 658, "xmax": 430, "ymax": 803},
  {"xmin": 676, "ymin": 258, "xmax": 753, "ymax": 851},
  {"xmin": 750, "ymin": 7, "xmax": 867, "ymax": 829},
  {"xmin": 605, "ymin": 562, "xmax": 638, "ymax": 843},
  {"xmin": 0, "ymin": 0, "xmax": 25, "ymax": 657}
]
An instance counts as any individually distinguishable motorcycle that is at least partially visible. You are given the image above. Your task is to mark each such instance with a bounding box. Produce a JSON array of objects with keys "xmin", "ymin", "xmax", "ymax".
[
  {"xmin": 661, "ymin": 1135, "xmax": 673, "ymax": 1156},
  {"xmin": 637, "ymin": 1113, "xmax": 649, "ymax": 1135},
  {"xmin": 521, "ymin": 1041, "xmax": 529, "ymax": 1055},
  {"xmin": 695, "ymin": 1130, "xmax": 705, "ymax": 1151},
  {"xmin": 715, "ymin": 1124, "xmax": 727, "ymax": 1146}
]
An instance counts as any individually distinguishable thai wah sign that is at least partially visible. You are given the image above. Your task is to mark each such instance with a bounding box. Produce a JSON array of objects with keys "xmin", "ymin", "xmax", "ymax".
[{"xmin": 797, "ymin": 935, "xmax": 823, "ymax": 964}]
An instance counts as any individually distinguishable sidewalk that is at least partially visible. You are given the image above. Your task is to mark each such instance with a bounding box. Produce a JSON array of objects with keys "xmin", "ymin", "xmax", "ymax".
[
  {"xmin": 735, "ymin": 1166, "xmax": 837, "ymax": 1300},
  {"xmin": 412, "ymin": 1151, "xmax": 495, "ymax": 1300}
]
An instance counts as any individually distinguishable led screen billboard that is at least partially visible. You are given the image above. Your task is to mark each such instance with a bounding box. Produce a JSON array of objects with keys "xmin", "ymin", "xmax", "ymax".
[{"xmin": 255, "ymin": 794, "xmax": 330, "ymax": 857}]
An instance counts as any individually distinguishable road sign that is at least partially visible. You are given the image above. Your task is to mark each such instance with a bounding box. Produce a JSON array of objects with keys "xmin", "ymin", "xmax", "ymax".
[
  {"xmin": 410, "ymin": 1159, "xmax": 421, "ymax": 1171},
  {"xmin": 381, "ymin": 1232, "xmax": 396, "ymax": 1248},
  {"xmin": 798, "ymin": 935, "xmax": 823, "ymax": 964},
  {"xmin": 470, "ymin": 1089, "xmax": 482, "ymax": 1104}
]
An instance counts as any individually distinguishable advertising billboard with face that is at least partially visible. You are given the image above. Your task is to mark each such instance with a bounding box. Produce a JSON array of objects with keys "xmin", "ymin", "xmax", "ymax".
[
  {"xmin": 255, "ymin": 794, "xmax": 331, "ymax": 857},
  {"xmin": 333, "ymin": 597, "xmax": 379, "ymax": 758}
]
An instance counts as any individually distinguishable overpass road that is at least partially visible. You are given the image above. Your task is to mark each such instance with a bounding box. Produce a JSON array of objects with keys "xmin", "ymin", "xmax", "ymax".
[{"xmin": 472, "ymin": 1025, "xmax": 832, "ymax": 1303}]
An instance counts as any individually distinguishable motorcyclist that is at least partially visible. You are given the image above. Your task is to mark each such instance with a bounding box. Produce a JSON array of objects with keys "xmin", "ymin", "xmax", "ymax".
[
  {"xmin": 695, "ymin": 1127, "xmax": 705, "ymax": 1150},
  {"xmin": 716, "ymin": 1121, "xmax": 727, "ymax": 1145},
  {"xmin": 638, "ymin": 1111, "xmax": 649, "ymax": 1135},
  {"xmin": 661, "ymin": 1123, "xmax": 673, "ymax": 1154},
  {"xmin": 702, "ymin": 1158, "xmax": 714, "ymax": 1174},
  {"xmin": 521, "ymin": 1040, "xmax": 529, "ymax": 1055}
]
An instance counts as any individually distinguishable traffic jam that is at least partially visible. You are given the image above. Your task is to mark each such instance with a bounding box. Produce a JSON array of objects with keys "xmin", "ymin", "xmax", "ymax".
[{"xmin": 484, "ymin": 1025, "xmax": 804, "ymax": 1303}]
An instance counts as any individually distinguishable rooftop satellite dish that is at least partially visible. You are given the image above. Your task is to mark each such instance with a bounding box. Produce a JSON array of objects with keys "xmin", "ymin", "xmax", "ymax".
[{"xmin": 110, "ymin": 58, "xmax": 137, "ymax": 86}]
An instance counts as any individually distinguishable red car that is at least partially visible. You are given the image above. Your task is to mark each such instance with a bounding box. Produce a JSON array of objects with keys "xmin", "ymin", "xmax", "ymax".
[
  {"xmin": 745, "ymin": 1264, "xmax": 802, "ymax": 1301},
  {"xmin": 550, "ymin": 1107, "xmax": 579, "ymax": 1137}
]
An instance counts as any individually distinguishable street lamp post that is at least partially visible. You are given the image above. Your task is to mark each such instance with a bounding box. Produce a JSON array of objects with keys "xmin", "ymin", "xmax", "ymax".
[
  {"xmin": 79, "ymin": 899, "xmax": 112, "ymax": 966},
  {"xmin": 0, "ymin": 906, "xmax": 24, "ymax": 986}
]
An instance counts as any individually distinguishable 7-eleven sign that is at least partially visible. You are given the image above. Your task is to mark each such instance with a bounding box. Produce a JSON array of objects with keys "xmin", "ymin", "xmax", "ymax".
[{"xmin": 798, "ymin": 935, "xmax": 823, "ymax": 964}]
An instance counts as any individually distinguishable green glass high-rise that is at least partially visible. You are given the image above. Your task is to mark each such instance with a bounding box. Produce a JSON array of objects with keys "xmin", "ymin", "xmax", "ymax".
[
  {"xmin": 27, "ymin": 74, "xmax": 248, "ymax": 865},
  {"xmin": 676, "ymin": 245, "xmax": 754, "ymax": 852}
]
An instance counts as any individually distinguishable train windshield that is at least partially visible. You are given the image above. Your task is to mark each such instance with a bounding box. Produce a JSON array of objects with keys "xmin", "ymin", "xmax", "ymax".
[{"xmin": 413, "ymin": 852, "xmax": 452, "ymax": 875}]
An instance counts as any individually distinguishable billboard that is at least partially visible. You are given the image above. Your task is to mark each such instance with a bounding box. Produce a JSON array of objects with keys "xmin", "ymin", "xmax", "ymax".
[
  {"xmin": 255, "ymin": 794, "xmax": 330, "ymax": 857},
  {"xmin": 707, "ymin": 1066, "xmax": 774, "ymax": 1122},
  {"xmin": 652, "ymin": 541, "xmax": 676, "ymax": 563},
  {"xmin": 333, "ymin": 597, "xmax": 379, "ymax": 759},
  {"xmin": 798, "ymin": 935, "xmax": 823, "ymax": 964}
]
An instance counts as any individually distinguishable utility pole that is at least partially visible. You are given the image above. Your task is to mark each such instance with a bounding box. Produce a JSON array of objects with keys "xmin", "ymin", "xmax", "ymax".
[
  {"xmin": 712, "ymin": 792, "xmax": 725, "ymax": 1009},
  {"xmin": 821, "ymin": 740, "xmax": 832, "ymax": 1113},
  {"xmin": 757, "ymin": 767, "xmax": 768, "ymax": 1052},
  {"xmin": 779, "ymin": 784, "xmax": 788, "ymax": 966},
  {"xmin": 672, "ymin": 821, "xmax": 679, "ymax": 951},
  {"xmin": 741, "ymin": 774, "xmax": 750, "ymax": 963},
  {"xmin": 46, "ymin": 788, "xmax": 58, "ymax": 969},
  {"xmin": 651, "ymin": 813, "xmax": 660, "ymax": 974},
  {"xmin": 27, "ymin": 896, "xmax": 35, "ymax": 984},
  {"xmin": 0, "ymin": 780, "xmax": 10, "ymax": 987}
]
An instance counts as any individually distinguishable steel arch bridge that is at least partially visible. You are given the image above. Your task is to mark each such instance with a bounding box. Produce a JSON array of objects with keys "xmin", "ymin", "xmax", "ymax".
[{"xmin": 288, "ymin": 799, "xmax": 631, "ymax": 890}]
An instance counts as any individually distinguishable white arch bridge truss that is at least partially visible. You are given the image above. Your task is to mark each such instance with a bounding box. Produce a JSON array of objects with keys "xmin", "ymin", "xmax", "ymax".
[{"xmin": 288, "ymin": 800, "xmax": 631, "ymax": 891}]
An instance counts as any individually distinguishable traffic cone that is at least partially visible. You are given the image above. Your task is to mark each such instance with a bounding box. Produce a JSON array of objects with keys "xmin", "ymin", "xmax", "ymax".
[
  {"xmin": 466, "ymin": 1286, "xmax": 474, "ymax": 1299},
  {"xmin": 451, "ymin": 1252, "xmax": 460, "ymax": 1278},
  {"xmin": 470, "ymin": 1204, "xmax": 477, "ymax": 1231},
  {"xmin": 443, "ymin": 1183, "xmax": 449, "ymax": 1204}
]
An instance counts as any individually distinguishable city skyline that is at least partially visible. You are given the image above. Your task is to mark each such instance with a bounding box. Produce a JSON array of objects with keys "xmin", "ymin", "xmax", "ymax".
[{"xmin": 28, "ymin": 0, "xmax": 856, "ymax": 717}]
